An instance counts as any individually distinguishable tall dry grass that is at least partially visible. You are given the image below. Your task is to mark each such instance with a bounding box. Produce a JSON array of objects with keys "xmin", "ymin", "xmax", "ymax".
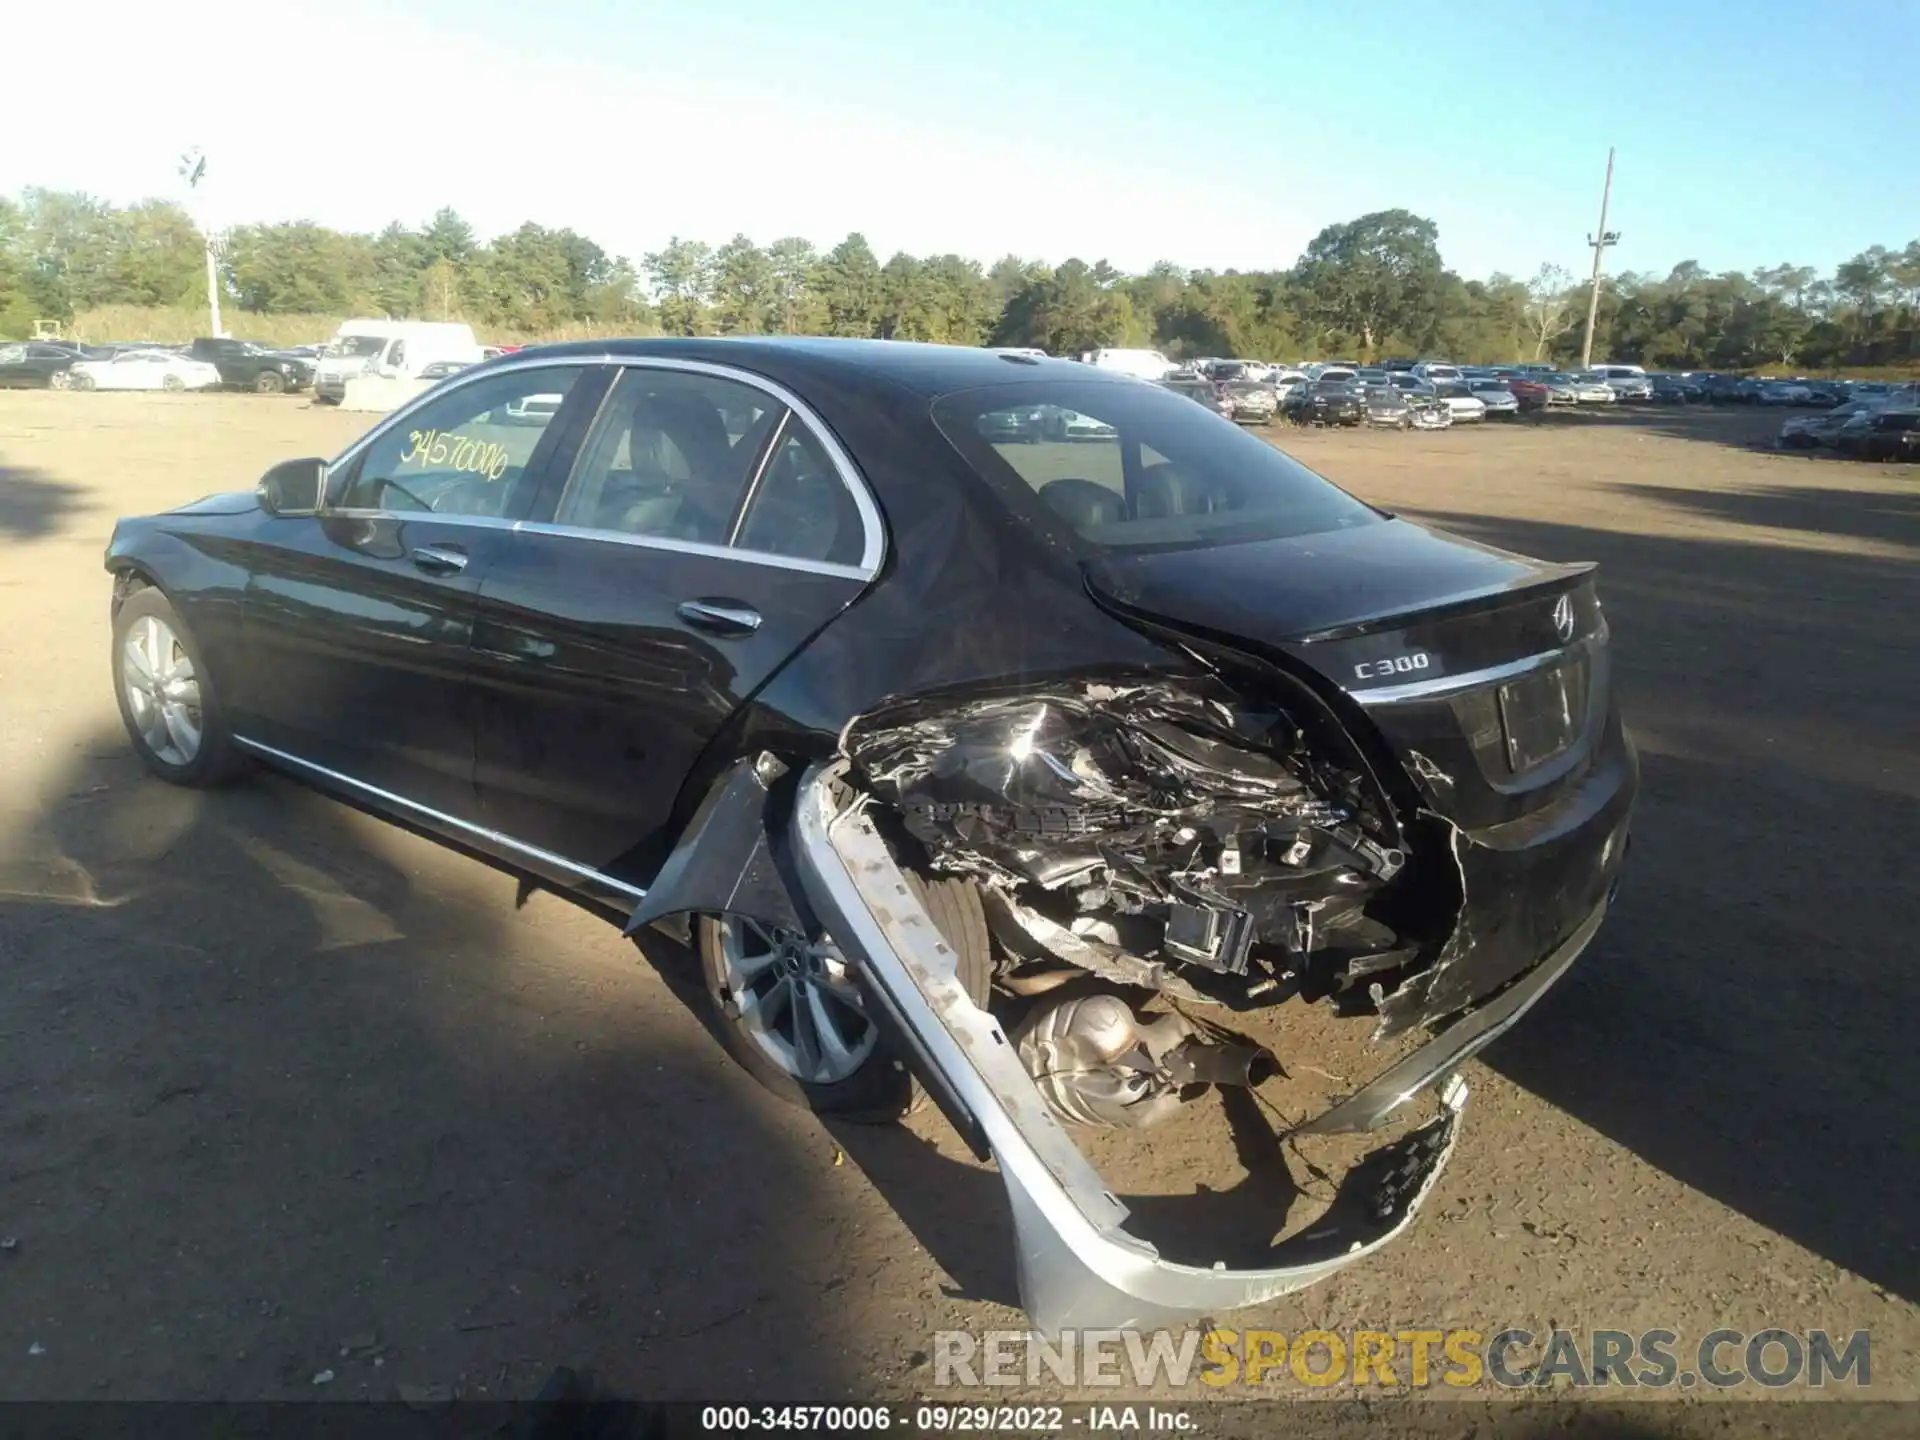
[{"xmin": 68, "ymin": 305, "xmax": 659, "ymax": 348}]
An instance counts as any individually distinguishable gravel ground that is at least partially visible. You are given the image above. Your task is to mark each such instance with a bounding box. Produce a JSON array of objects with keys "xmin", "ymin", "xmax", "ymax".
[{"xmin": 0, "ymin": 391, "xmax": 1914, "ymax": 1427}]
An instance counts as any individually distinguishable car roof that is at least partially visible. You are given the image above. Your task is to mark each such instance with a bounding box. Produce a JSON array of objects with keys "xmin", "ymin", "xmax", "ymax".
[{"xmin": 491, "ymin": 336, "xmax": 1143, "ymax": 400}]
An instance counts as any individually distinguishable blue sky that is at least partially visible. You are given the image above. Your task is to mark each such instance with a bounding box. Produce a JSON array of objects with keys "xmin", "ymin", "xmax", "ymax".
[{"xmin": 10, "ymin": 0, "xmax": 1916, "ymax": 282}]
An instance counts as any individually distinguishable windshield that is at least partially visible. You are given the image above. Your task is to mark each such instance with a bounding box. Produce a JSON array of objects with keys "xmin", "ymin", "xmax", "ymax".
[
  {"xmin": 328, "ymin": 335, "xmax": 387, "ymax": 358},
  {"xmin": 932, "ymin": 381, "xmax": 1382, "ymax": 555}
]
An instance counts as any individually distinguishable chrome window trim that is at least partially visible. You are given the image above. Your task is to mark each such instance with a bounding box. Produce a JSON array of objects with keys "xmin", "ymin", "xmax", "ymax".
[
  {"xmin": 232, "ymin": 736, "xmax": 647, "ymax": 905},
  {"xmin": 325, "ymin": 352, "xmax": 886, "ymax": 577},
  {"xmin": 1351, "ymin": 646, "xmax": 1570, "ymax": 707},
  {"xmin": 319, "ymin": 509, "xmax": 523, "ymax": 531},
  {"xmin": 725, "ymin": 408, "xmax": 791, "ymax": 549},
  {"xmin": 514, "ymin": 519, "xmax": 871, "ymax": 581},
  {"xmin": 301, "ymin": 508, "xmax": 870, "ymax": 580}
]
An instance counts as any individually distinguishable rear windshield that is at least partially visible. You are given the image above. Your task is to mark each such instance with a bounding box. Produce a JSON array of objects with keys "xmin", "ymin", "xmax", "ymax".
[{"xmin": 931, "ymin": 381, "xmax": 1382, "ymax": 555}]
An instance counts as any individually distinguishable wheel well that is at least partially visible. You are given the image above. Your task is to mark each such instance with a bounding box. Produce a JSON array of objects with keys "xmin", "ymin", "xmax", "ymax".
[{"xmin": 109, "ymin": 564, "xmax": 156, "ymax": 618}]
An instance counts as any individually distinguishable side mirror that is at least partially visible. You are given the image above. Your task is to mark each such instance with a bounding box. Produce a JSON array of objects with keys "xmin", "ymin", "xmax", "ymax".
[{"xmin": 257, "ymin": 457, "xmax": 326, "ymax": 517}]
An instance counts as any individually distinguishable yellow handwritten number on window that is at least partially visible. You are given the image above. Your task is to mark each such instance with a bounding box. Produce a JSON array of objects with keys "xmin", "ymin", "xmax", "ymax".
[{"xmin": 399, "ymin": 429, "xmax": 510, "ymax": 481}]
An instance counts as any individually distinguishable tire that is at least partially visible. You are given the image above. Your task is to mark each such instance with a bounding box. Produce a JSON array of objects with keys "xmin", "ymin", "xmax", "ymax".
[
  {"xmin": 110, "ymin": 586, "xmax": 247, "ymax": 787},
  {"xmin": 696, "ymin": 871, "xmax": 993, "ymax": 1123},
  {"xmin": 253, "ymin": 369, "xmax": 286, "ymax": 394},
  {"xmin": 162, "ymin": 374, "xmax": 185, "ymax": 393},
  {"xmin": 48, "ymin": 369, "xmax": 72, "ymax": 391},
  {"xmin": 312, "ymin": 392, "xmax": 340, "ymax": 407},
  {"xmin": 73, "ymin": 373, "xmax": 96, "ymax": 391}
]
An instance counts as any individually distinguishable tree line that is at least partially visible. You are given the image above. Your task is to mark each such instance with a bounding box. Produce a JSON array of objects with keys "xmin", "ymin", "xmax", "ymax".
[{"xmin": 3, "ymin": 187, "xmax": 1916, "ymax": 371}]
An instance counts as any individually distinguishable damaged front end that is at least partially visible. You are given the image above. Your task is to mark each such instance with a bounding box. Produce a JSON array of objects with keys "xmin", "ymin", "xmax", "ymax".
[
  {"xmin": 791, "ymin": 768, "xmax": 1475, "ymax": 1334},
  {"xmin": 646, "ymin": 653, "xmax": 1626, "ymax": 1332},
  {"xmin": 844, "ymin": 679, "xmax": 1427, "ymax": 1016}
]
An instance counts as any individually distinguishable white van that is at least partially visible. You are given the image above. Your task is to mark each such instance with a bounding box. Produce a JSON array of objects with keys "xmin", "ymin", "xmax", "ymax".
[
  {"xmin": 1410, "ymin": 361, "xmax": 1463, "ymax": 384},
  {"xmin": 313, "ymin": 320, "xmax": 484, "ymax": 403},
  {"xmin": 1084, "ymin": 347, "xmax": 1175, "ymax": 382}
]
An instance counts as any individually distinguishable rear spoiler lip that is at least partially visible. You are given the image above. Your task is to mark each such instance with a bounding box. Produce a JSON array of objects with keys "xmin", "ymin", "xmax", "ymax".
[{"xmin": 1281, "ymin": 562, "xmax": 1597, "ymax": 644}]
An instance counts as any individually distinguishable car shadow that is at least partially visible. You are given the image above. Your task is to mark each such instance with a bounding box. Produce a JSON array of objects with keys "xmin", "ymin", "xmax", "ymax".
[
  {"xmin": 1397, "ymin": 500, "xmax": 1920, "ymax": 1303},
  {"xmin": 1603, "ymin": 480, "xmax": 1920, "ymax": 552},
  {"xmin": 0, "ymin": 463, "xmax": 95, "ymax": 542},
  {"xmin": 0, "ymin": 732, "xmax": 864, "ymax": 1400}
]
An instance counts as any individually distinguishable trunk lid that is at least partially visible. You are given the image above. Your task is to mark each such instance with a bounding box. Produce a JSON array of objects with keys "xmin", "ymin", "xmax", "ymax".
[{"xmin": 1084, "ymin": 518, "xmax": 1610, "ymax": 830}]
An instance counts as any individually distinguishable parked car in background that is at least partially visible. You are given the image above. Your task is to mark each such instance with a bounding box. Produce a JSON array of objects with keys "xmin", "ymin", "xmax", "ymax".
[
  {"xmin": 1567, "ymin": 372, "xmax": 1619, "ymax": 404},
  {"xmin": 0, "ymin": 341, "xmax": 87, "ymax": 388},
  {"xmin": 1406, "ymin": 394, "xmax": 1453, "ymax": 428},
  {"xmin": 1363, "ymin": 387, "xmax": 1412, "ymax": 428},
  {"xmin": 1756, "ymin": 380, "xmax": 1815, "ymax": 406},
  {"xmin": 1266, "ymin": 369, "xmax": 1308, "ymax": 407},
  {"xmin": 1085, "ymin": 347, "xmax": 1176, "ymax": 382},
  {"xmin": 1429, "ymin": 381, "xmax": 1489, "ymax": 422},
  {"xmin": 1835, "ymin": 409, "xmax": 1920, "ymax": 461},
  {"xmin": 313, "ymin": 320, "xmax": 484, "ymax": 403},
  {"xmin": 68, "ymin": 349, "xmax": 222, "ymax": 392},
  {"xmin": 187, "ymin": 338, "xmax": 315, "ymax": 394},
  {"xmin": 1223, "ymin": 378, "xmax": 1276, "ymax": 425},
  {"xmin": 1505, "ymin": 375, "xmax": 1570, "ymax": 411},
  {"xmin": 1780, "ymin": 399, "xmax": 1887, "ymax": 449},
  {"xmin": 1594, "ymin": 367, "xmax": 1652, "ymax": 401},
  {"xmin": 1159, "ymin": 373, "xmax": 1236, "ymax": 420},
  {"xmin": 1411, "ymin": 361, "xmax": 1464, "ymax": 385},
  {"xmin": 1646, "ymin": 374, "xmax": 1697, "ymax": 403},
  {"xmin": 1355, "ymin": 367, "xmax": 1391, "ymax": 389},
  {"xmin": 416, "ymin": 359, "xmax": 474, "ymax": 382},
  {"xmin": 1466, "ymin": 378, "xmax": 1520, "ymax": 418},
  {"xmin": 1285, "ymin": 378, "xmax": 1364, "ymax": 426},
  {"xmin": 1311, "ymin": 366, "xmax": 1359, "ymax": 388}
]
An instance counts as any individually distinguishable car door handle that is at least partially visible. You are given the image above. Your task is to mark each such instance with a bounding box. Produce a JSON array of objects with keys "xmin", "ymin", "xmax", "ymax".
[
  {"xmin": 675, "ymin": 599, "xmax": 762, "ymax": 635},
  {"xmin": 410, "ymin": 544, "xmax": 469, "ymax": 575}
]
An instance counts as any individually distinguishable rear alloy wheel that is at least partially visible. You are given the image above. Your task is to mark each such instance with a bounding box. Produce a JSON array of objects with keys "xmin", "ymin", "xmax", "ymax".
[
  {"xmin": 696, "ymin": 872, "xmax": 991, "ymax": 1122},
  {"xmin": 73, "ymin": 373, "xmax": 96, "ymax": 391},
  {"xmin": 48, "ymin": 369, "xmax": 72, "ymax": 391},
  {"xmin": 253, "ymin": 369, "xmax": 286, "ymax": 394},
  {"xmin": 162, "ymin": 374, "xmax": 185, "ymax": 393},
  {"xmin": 111, "ymin": 587, "xmax": 245, "ymax": 786}
]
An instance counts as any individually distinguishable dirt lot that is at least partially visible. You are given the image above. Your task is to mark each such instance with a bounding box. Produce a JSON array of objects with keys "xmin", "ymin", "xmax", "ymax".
[{"xmin": 0, "ymin": 391, "xmax": 1915, "ymax": 1421}]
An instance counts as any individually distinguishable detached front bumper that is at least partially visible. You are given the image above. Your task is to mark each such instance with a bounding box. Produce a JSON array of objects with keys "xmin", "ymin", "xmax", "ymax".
[{"xmin": 789, "ymin": 769, "xmax": 1529, "ymax": 1336}]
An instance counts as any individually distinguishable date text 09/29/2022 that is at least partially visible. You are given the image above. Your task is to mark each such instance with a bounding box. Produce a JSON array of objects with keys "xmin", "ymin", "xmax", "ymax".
[{"xmin": 698, "ymin": 1405, "xmax": 1192, "ymax": 1432}]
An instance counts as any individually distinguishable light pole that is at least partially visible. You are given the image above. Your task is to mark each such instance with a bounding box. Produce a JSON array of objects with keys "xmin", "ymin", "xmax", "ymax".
[
  {"xmin": 178, "ymin": 148, "xmax": 223, "ymax": 338},
  {"xmin": 1579, "ymin": 147, "xmax": 1619, "ymax": 370}
]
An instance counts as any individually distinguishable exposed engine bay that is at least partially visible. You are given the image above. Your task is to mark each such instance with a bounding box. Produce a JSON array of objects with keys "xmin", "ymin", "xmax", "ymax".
[{"xmin": 841, "ymin": 677, "xmax": 1463, "ymax": 1133}]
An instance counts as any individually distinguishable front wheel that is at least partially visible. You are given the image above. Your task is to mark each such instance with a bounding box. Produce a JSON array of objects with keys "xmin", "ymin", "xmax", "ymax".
[
  {"xmin": 253, "ymin": 370, "xmax": 286, "ymax": 394},
  {"xmin": 161, "ymin": 374, "xmax": 185, "ymax": 393},
  {"xmin": 697, "ymin": 873, "xmax": 992, "ymax": 1122},
  {"xmin": 110, "ymin": 587, "xmax": 247, "ymax": 786},
  {"xmin": 73, "ymin": 373, "xmax": 96, "ymax": 391}
]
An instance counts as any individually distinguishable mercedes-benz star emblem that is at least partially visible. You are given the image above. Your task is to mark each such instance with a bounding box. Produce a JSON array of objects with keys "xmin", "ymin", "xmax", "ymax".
[{"xmin": 1552, "ymin": 593, "xmax": 1575, "ymax": 643}]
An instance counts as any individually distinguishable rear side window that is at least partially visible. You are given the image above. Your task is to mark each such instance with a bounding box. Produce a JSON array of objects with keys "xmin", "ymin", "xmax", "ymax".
[
  {"xmin": 733, "ymin": 420, "xmax": 866, "ymax": 566},
  {"xmin": 932, "ymin": 380, "xmax": 1381, "ymax": 555}
]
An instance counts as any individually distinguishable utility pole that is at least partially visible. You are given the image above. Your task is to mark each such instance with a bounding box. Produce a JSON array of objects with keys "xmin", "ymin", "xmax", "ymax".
[
  {"xmin": 1579, "ymin": 147, "xmax": 1619, "ymax": 370},
  {"xmin": 179, "ymin": 148, "xmax": 223, "ymax": 337}
]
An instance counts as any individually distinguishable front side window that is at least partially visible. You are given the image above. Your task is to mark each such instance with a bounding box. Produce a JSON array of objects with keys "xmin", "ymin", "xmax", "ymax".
[
  {"xmin": 933, "ymin": 380, "xmax": 1381, "ymax": 554},
  {"xmin": 338, "ymin": 365, "xmax": 585, "ymax": 517},
  {"xmin": 553, "ymin": 368, "xmax": 781, "ymax": 545}
]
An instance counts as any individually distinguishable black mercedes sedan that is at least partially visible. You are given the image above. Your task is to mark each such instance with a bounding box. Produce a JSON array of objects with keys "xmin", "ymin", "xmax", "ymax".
[{"xmin": 104, "ymin": 339, "xmax": 1636, "ymax": 1333}]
